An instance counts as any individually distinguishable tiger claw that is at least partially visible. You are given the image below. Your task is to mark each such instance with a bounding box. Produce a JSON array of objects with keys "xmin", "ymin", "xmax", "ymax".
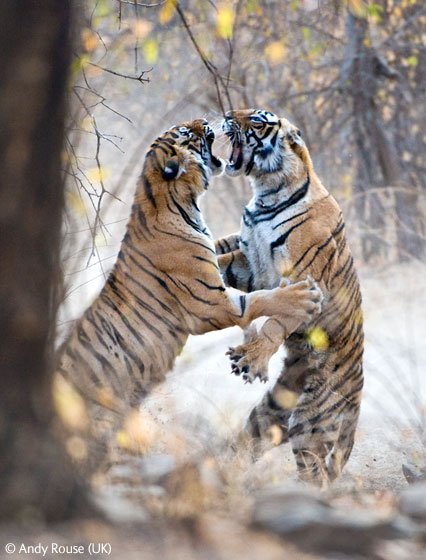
[
  {"xmin": 231, "ymin": 364, "xmax": 241, "ymax": 376},
  {"xmin": 227, "ymin": 340, "xmax": 270, "ymax": 383},
  {"xmin": 227, "ymin": 347, "xmax": 243, "ymax": 362}
]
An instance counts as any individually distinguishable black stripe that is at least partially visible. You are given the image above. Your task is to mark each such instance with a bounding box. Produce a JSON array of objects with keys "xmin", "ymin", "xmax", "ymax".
[
  {"xmin": 153, "ymin": 224, "xmax": 216, "ymax": 254},
  {"xmin": 272, "ymin": 209, "xmax": 309, "ymax": 230},
  {"xmin": 296, "ymin": 232, "xmax": 335, "ymax": 275},
  {"xmin": 174, "ymin": 276, "xmax": 215, "ymax": 305},
  {"xmin": 270, "ymin": 217, "xmax": 311, "ymax": 255},
  {"xmin": 194, "ymin": 255, "xmax": 219, "ymax": 270},
  {"xmin": 100, "ymin": 291, "xmax": 147, "ymax": 348},
  {"xmin": 239, "ymin": 294, "xmax": 247, "ymax": 317},
  {"xmin": 143, "ymin": 176, "xmax": 157, "ymax": 209},
  {"xmin": 246, "ymin": 175, "xmax": 310, "ymax": 222},
  {"xmin": 169, "ymin": 193, "xmax": 204, "ymax": 234},
  {"xmin": 114, "ymin": 272, "xmax": 184, "ymax": 338},
  {"xmin": 195, "ymin": 278, "xmax": 226, "ymax": 291}
]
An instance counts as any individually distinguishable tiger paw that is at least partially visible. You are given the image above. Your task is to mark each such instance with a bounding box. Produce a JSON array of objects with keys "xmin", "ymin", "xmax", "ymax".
[
  {"xmin": 278, "ymin": 276, "xmax": 323, "ymax": 332},
  {"xmin": 227, "ymin": 338, "xmax": 274, "ymax": 384}
]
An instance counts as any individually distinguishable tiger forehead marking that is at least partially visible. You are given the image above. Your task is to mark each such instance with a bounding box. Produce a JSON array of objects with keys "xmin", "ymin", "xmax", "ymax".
[
  {"xmin": 224, "ymin": 109, "xmax": 279, "ymax": 127},
  {"xmin": 217, "ymin": 108, "xmax": 363, "ymax": 486}
]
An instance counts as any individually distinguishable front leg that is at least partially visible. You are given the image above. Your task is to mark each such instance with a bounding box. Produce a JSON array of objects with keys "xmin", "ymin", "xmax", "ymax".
[
  {"xmin": 229, "ymin": 278, "xmax": 323, "ymax": 383},
  {"xmin": 228, "ymin": 317, "xmax": 285, "ymax": 383},
  {"xmin": 219, "ymin": 277, "xmax": 322, "ymax": 332},
  {"xmin": 184, "ymin": 273, "xmax": 321, "ymax": 337},
  {"xmin": 218, "ymin": 249, "xmax": 253, "ymax": 291},
  {"xmin": 215, "ymin": 233, "xmax": 240, "ymax": 255}
]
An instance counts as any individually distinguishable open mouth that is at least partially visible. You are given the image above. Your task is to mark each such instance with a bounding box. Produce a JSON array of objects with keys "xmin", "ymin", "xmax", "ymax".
[
  {"xmin": 222, "ymin": 118, "xmax": 244, "ymax": 175},
  {"xmin": 229, "ymin": 140, "xmax": 244, "ymax": 171}
]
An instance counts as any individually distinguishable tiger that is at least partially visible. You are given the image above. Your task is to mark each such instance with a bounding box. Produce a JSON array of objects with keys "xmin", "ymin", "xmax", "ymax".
[
  {"xmin": 56, "ymin": 118, "xmax": 323, "ymax": 474},
  {"xmin": 215, "ymin": 109, "xmax": 364, "ymax": 485}
]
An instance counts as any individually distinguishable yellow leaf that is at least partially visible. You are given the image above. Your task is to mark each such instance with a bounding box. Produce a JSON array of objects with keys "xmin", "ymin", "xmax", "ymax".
[
  {"xmin": 302, "ymin": 27, "xmax": 311, "ymax": 41},
  {"xmin": 116, "ymin": 410, "xmax": 159, "ymax": 454},
  {"xmin": 306, "ymin": 326, "xmax": 329, "ymax": 351},
  {"xmin": 70, "ymin": 54, "xmax": 89, "ymax": 78},
  {"xmin": 87, "ymin": 166, "xmax": 110, "ymax": 183},
  {"xmin": 216, "ymin": 3, "xmax": 235, "ymax": 39},
  {"xmin": 53, "ymin": 375, "xmax": 88, "ymax": 431},
  {"xmin": 66, "ymin": 191, "xmax": 86, "ymax": 216},
  {"xmin": 265, "ymin": 41, "xmax": 286, "ymax": 65},
  {"xmin": 159, "ymin": 0, "xmax": 176, "ymax": 24},
  {"xmin": 143, "ymin": 38, "xmax": 158, "ymax": 64},
  {"xmin": 274, "ymin": 388, "xmax": 299, "ymax": 410},
  {"xmin": 393, "ymin": 6, "xmax": 403, "ymax": 19},
  {"xmin": 81, "ymin": 28, "xmax": 98, "ymax": 52},
  {"xmin": 347, "ymin": 0, "xmax": 368, "ymax": 17},
  {"xmin": 246, "ymin": 0, "xmax": 262, "ymax": 14},
  {"xmin": 342, "ymin": 185, "xmax": 352, "ymax": 200},
  {"xmin": 406, "ymin": 55, "xmax": 418, "ymax": 67},
  {"xmin": 95, "ymin": 0, "xmax": 110, "ymax": 18},
  {"xmin": 80, "ymin": 116, "xmax": 93, "ymax": 132}
]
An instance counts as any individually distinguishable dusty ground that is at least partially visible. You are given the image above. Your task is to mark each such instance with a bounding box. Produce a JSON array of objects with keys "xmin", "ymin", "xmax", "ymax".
[{"xmin": 2, "ymin": 263, "xmax": 424, "ymax": 560}]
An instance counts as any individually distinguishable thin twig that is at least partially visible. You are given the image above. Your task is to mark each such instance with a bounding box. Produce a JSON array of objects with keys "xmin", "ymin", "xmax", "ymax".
[
  {"xmin": 88, "ymin": 61, "xmax": 151, "ymax": 83},
  {"xmin": 116, "ymin": 0, "xmax": 166, "ymax": 6},
  {"xmin": 175, "ymin": 2, "xmax": 232, "ymax": 115}
]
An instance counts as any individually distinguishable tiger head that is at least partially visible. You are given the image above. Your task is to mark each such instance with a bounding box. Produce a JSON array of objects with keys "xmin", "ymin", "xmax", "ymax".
[
  {"xmin": 222, "ymin": 109, "xmax": 312, "ymax": 181},
  {"xmin": 144, "ymin": 119, "xmax": 224, "ymax": 192}
]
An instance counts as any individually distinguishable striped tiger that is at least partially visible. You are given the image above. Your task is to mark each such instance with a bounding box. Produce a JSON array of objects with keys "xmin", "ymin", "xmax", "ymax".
[
  {"xmin": 215, "ymin": 109, "xmax": 364, "ymax": 484},
  {"xmin": 56, "ymin": 118, "xmax": 322, "ymax": 474}
]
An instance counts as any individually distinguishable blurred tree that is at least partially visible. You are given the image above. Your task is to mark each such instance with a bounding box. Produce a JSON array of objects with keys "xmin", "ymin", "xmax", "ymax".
[
  {"xmin": 340, "ymin": 1, "xmax": 424, "ymax": 262},
  {"xmin": 0, "ymin": 1, "xmax": 92, "ymax": 520}
]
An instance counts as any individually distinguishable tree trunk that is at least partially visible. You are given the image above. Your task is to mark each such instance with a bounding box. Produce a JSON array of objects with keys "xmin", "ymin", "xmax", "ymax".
[
  {"xmin": 0, "ymin": 1, "xmax": 92, "ymax": 521},
  {"xmin": 343, "ymin": 11, "xmax": 403, "ymax": 262}
]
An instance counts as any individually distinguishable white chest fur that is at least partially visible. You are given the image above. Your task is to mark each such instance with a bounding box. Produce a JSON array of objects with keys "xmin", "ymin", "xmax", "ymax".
[{"xmin": 239, "ymin": 189, "xmax": 311, "ymax": 290}]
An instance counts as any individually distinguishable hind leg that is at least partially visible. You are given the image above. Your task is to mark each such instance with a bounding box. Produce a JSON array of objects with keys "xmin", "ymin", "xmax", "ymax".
[
  {"xmin": 243, "ymin": 342, "xmax": 309, "ymax": 453},
  {"xmin": 289, "ymin": 410, "xmax": 338, "ymax": 486},
  {"xmin": 325, "ymin": 397, "xmax": 361, "ymax": 481},
  {"xmin": 288, "ymin": 373, "xmax": 362, "ymax": 485}
]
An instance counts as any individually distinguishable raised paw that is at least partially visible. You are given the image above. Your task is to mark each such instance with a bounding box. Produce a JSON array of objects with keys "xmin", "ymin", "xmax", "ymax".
[
  {"xmin": 276, "ymin": 276, "xmax": 323, "ymax": 335},
  {"xmin": 227, "ymin": 337, "xmax": 274, "ymax": 384}
]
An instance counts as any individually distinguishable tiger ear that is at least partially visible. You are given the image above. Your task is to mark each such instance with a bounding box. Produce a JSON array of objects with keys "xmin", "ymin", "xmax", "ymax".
[
  {"xmin": 287, "ymin": 128, "xmax": 305, "ymax": 148},
  {"xmin": 162, "ymin": 157, "xmax": 181, "ymax": 181},
  {"xmin": 287, "ymin": 128, "xmax": 313, "ymax": 171}
]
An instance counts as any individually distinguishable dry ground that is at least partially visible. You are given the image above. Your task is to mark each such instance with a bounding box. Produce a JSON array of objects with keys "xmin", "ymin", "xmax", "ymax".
[{"xmin": 1, "ymin": 262, "xmax": 425, "ymax": 560}]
